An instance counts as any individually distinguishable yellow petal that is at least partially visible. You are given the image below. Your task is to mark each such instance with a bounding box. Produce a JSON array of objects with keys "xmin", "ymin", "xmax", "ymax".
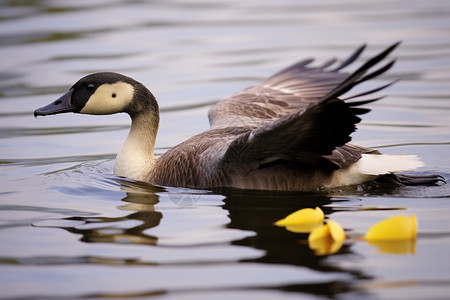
[
  {"xmin": 308, "ymin": 223, "xmax": 330, "ymax": 243},
  {"xmin": 327, "ymin": 220, "xmax": 346, "ymax": 243},
  {"xmin": 365, "ymin": 215, "xmax": 417, "ymax": 241},
  {"xmin": 275, "ymin": 207, "xmax": 324, "ymax": 227},
  {"xmin": 308, "ymin": 220, "xmax": 346, "ymax": 255}
]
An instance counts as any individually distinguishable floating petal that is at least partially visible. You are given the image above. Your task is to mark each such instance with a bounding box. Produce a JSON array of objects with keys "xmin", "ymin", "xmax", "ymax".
[
  {"xmin": 275, "ymin": 207, "xmax": 324, "ymax": 227},
  {"xmin": 365, "ymin": 215, "xmax": 417, "ymax": 241},
  {"xmin": 308, "ymin": 223, "xmax": 330, "ymax": 242},
  {"xmin": 328, "ymin": 220, "xmax": 346, "ymax": 243},
  {"xmin": 308, "ymin": 220, "xmax": 346, "ymax": 255}
]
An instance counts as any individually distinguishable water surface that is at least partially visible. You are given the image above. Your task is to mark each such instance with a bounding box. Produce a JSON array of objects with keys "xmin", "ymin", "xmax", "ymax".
[{"xmin": 1, "ymin": 0, "xmax": 450, "ymax": 299}]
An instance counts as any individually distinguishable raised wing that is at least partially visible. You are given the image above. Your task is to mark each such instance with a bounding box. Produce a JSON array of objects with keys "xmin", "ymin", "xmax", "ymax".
[
  {"xmin": 217, "ymin": 43, "xmax": 400, "ymax": 172},
  {"xmin": 208, "ymin": 43, "xmax": 370, "ymax": 129}
]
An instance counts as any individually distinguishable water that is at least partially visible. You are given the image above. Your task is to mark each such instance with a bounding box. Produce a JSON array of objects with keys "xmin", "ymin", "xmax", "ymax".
[{"xmin": 1, "ymin": 0, "xmax": 450, "ymax": 299}]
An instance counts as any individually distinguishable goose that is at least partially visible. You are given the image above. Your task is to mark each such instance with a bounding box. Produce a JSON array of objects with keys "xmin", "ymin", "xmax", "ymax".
[{"xmin": 34, "ymin": 43, "xmax": 443, "ymax": 191}]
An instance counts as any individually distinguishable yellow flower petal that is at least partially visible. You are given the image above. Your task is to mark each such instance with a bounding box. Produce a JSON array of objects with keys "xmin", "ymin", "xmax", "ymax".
[
  {"xmin": 308, "ymin": 223, "xmax": 330, "ymax": 242},
  {"xmin": 308, "ymin": 220, "xmax": 346, "ymax": 255},
  {"xmin": 365, "ymin": 215, "xmax": 417, "ymax": 241},
  {"xmin": 275, "ymin": 207, "xmax": 324, "ymax": 227},
  {"xmin": 327, "ymin": 220, "xmax": 346, "ymax": 243}
]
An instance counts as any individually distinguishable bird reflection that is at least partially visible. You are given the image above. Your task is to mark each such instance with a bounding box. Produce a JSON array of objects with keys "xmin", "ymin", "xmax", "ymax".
[
  {"xmin": 59, "ymin": 179, "xmax": 163, "ymax": 245},
  {"xmin": 222, "ymin": 190, "xmax": 339, "ymax": 266},
  {"xmin": 221, "ymin": 189, "xmax": 373, "ymax": 296},
  {"xmin": 42, "ymin": 178, "xmax": 380, "ymax": 297}
]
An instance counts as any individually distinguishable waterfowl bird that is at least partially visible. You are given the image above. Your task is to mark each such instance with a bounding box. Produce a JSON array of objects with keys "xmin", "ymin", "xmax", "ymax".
[{"xmin": 34, "ymin": 43, "xmax": 443, "ymax": 191}]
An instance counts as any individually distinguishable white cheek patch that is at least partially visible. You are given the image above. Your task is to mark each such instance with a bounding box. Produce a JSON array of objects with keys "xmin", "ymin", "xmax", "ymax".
[{"xmin": 80, "ymin": 82, "xmax": 134, "ymax": 115}]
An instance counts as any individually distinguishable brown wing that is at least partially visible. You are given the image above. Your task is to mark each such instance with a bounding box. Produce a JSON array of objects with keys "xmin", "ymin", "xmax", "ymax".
[
  {"xmin": 217, "ymin": 43, "xmax": 400, "ymax": 172},
  {"xmin": 208, "ymin": 43, "xmax": 370, "ymax": 129}
]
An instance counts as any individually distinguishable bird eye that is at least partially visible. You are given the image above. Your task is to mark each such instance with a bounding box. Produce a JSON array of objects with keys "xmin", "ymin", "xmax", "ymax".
[
  {"xmin": 112, "ymin": 93, "xmax": 117, "ymax": 98},
  {"xmin": 87, "ymin": 83, "xmax": 95, "ymax": 90}
]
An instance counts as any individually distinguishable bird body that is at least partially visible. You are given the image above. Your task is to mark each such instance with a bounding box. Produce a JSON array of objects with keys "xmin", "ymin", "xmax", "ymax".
[{"xmin": 34, "ymin": 43, "xmax": 442, "ymax": 191}]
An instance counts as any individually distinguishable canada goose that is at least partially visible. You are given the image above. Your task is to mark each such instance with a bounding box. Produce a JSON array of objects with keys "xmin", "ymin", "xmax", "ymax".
[{"xmin": 34, "ymin": 43, "xmax": 443, "ymax": 190}]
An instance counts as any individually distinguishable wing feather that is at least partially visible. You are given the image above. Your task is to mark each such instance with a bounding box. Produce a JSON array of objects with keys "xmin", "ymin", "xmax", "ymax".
[
  {"xmin": 215, "ymin": 43, "xmax": 400, "ymax": 172},
  {"xmin": 208, "ymin": 43, "xmax": 397, "ymax": 129}
]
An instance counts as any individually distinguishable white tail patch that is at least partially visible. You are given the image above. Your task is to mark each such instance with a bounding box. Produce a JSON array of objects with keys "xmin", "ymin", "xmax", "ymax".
[
  {"xmin": 357, "ymin": 154, "xmax": 424, "ymax": 175},
  {"xmin": 327, "ymin": 154, "xmax": 425, "ymax": 188}
]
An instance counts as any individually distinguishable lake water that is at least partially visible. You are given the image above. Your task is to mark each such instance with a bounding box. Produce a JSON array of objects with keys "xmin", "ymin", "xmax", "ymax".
[{"xmin": 1, "ymin": 0, "xmax": 450, "ymax": 299}]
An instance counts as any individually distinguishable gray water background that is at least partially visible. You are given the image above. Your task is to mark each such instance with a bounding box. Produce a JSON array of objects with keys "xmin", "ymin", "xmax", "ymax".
[{"xmin": 1, "ymin": 0, "xmax": 450, "ymax": 299}]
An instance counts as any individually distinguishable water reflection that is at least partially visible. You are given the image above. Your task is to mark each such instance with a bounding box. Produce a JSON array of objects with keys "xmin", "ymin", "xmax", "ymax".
[
  {"xmin": 36, "ymin": 179, "xmax": 163, "ymax": 246},
  {"xmin": 26, "ymin": 176, "xmax": 448, "ymax": 297},
  {"xmin": 223, "ymin": 192, "xmax": 361, "ymax": 263},
  {"xmin": 221, "ymin": 191, "xmax": 375, "ymax": 297},
  {"xmin": 31, "ymin": 179, "xmax": 373, "ymax": 297}
]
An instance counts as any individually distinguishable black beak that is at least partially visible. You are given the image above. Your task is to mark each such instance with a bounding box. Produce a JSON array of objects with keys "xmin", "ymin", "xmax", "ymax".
[{"xmin": 34, "ymin": 89, "xmax": 76, "ymax": 117}]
